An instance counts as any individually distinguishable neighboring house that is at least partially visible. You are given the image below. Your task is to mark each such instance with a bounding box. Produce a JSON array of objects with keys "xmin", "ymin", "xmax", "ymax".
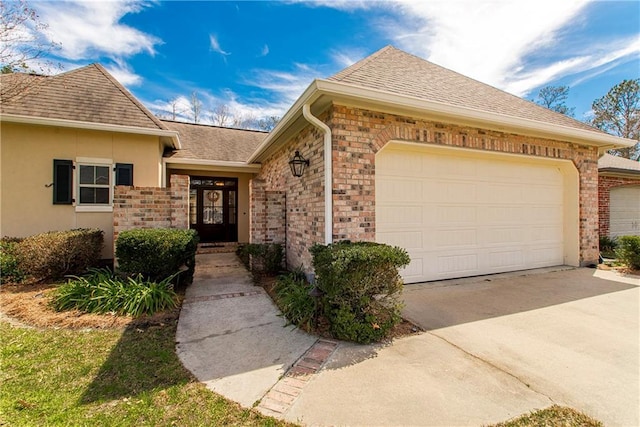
[
  {"xmin": 598, "ymin": 153, "xmax": 640, "ymax": 239},
  {"xmin": 0, "ymin": 64, "xmax": 181, "ymax": 258},
  {"xmin": 1, "ymin": 46, "xmax": 635, "ymax": 283}
]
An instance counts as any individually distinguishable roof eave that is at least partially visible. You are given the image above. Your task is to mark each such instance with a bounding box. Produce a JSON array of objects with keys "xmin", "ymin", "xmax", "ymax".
[
  {"xmin": 314, "ymin": 79, "xmax": 635, "ymax": 149},
  {"xmin": 598, "ymin": 167, "xmax": 640, "ymax": 177},
  {"xmin": 1, "ymin": 113, "xmax": 181, "ymax": 149},
  {"xmin": 163, "ymin": 158, "xmax": 261, "ymax": 173}
]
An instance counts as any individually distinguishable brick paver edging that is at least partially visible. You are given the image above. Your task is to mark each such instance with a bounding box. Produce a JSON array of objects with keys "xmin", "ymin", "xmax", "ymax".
[
  {"xmin": 257, "ymin": 339, "xmax": 339, "ymax": 417},
  {"xmin": 183, "ymin": 290, "xmax": 263, "ymax": 304}
]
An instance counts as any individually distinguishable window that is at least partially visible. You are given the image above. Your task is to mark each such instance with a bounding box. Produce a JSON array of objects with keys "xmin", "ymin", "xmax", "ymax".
[
  {"xmin": 51, "ymin": 158, "xmax": 134, "ymax": 211},
  {"xmin": 78, "ymin": 163, "xmax": 111, "ymax": 205}
]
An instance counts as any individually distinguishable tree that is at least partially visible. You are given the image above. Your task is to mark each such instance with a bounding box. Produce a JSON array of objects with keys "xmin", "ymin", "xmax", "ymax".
[
  {"xmin": 189, "ymin": 91, "xmax": 202, "ymax": 124},
  {"xmin": 591, "ymin": 79, "xmax": 640, "ymax": 160},
  {"xmin": 0, "ymin": 0, "xmax": 60, "ymax": 100},
  {"xmin": 535, "ymin": 85, "xmax": 575, "ymax": 117},
  {"xmin": 210, "ymin": 103, "xmax": 233, "ymax": 127},
  {"xmin": 256, "ymin": 116, "xmax": 280, "ymax": 131}
]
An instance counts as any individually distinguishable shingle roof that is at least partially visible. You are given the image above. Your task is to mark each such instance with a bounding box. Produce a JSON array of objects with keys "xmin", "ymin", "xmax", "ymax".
[
  {"xmin": 0, "ymin": 64, "xmax": 166, "ymax": 130},
  {"xmin": 599, "ymin": 153, "xmax": 640, "ymax": 173},
  {"xmin": 162, "ymin": 120, "xmax": 267, "ymax": 163},
  {"xmin": 328, "ymin": 46, "xmax": 600, "ymax": 133}
]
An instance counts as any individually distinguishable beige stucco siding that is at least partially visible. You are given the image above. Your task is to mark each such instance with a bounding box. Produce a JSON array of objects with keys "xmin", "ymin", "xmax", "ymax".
[
  {"xmin": 166, "ymin": 167, "xmax": 254, "ymax": 243},
  {"xmin": 0, "ymin": 122, "xmax": 164, "ymax": 258}
]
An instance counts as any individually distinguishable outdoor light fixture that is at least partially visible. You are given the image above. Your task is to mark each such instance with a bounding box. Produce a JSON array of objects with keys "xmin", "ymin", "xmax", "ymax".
[{"xmin": 288, "ymin": 150, "xmax": 309, "ymax": 177}]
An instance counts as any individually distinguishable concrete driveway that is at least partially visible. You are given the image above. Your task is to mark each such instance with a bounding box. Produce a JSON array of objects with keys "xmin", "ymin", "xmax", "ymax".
[{"xmin": 284, "ymin": 268, "xmax": 639, "ymax": 426}]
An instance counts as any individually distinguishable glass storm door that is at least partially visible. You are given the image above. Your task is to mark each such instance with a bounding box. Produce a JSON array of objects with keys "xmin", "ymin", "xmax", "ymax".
[{"xmin": 189, "ymin": 177, "xmax": 238, "ymax": 242}]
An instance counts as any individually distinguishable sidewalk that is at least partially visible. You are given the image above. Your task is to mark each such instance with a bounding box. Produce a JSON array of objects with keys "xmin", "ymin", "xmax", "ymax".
[{"xmin": 175, "ymin": 252, "xmax": 324, "ymax": 413}]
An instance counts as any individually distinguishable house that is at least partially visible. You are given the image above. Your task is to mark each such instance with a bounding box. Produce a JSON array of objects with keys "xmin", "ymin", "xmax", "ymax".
[
  {"xmin": 1, "ymin": 46, "xmax": 634, "ymax": 283},
  {"xmin": 598, "ymin": 153, "xmax": 640, "ymax": 239},
  {"xmin": 247, "ymin": 46, "xmax": 634, "ymax": 283},
  {"xmin": 0, "ymin": 64, "xmax": 181, "ymax": 258}
]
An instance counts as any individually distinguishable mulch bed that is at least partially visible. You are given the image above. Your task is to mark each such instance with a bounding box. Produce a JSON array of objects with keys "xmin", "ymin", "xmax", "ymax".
[
  {"xmin": 257, "ymin": 274, "xmax": 422, "ymax": 341},
  {"xmin": 0, "ymin": 282, "xmax": 181, "ymax": 330}
]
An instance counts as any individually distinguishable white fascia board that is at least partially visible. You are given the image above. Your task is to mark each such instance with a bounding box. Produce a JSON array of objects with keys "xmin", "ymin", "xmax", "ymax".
[
  {"xmin": 247, "ymin": 78, "xmax": 634, "ymax": 163},
  {"xmin": 315, "ymin": 79, "xmax": 635, "ymax": 148},
  {"xmin": 1, "ymin": 113, "xmax": 182, "ymax": 149},
  {"xmin": 164, "ymin": 158, "xmax": 261, "ymax": 172}
]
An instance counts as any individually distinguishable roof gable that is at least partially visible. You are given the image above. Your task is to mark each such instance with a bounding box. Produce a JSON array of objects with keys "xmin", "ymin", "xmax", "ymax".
[
  {"xmin": 1, "ymin": 64, "xmax": 166, "ymax": 131},
  {"xmin": 328, "ymin": 46, "xmax": 599, "ymax": 134}
]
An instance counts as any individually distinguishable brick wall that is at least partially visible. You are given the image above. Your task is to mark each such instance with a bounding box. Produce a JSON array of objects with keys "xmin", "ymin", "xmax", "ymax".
[
  {"xmin": 327, "ymin": 105, "xmax": 600, "ymax": 266},
  {"xmin": 598, "ymin": 174, "xmax": 640, "ymax": 238},
  {"xmin": 254, "ymin": 104, "xmax": 601, "ymax": 272},
  {"xmin": 251, "ymin": 124, "xmax": 326, "ymax": 270},
  {"xmin": 113, "ymin": 174, "xmax": 189, "ymax": 253},
  {"xmin": 249, "ymin": 178, "xmax": 286, "ymax": 244}
]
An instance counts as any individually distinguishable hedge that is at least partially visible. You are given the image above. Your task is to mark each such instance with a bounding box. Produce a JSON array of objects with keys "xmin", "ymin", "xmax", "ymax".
[
  {"xmin": 14, "ymin": 229, "xmax": 103, "ymax": 282},
  {"xmin": 310, "ymin": 241, "xmax": 410, "ymax": 343},
  {"xmin": 115, "ymin": 228, "xmax": 199, "ymax": 284},
  {"xmin": 616, "ymin": 236, "xmax": 640, "ymax": 270}
]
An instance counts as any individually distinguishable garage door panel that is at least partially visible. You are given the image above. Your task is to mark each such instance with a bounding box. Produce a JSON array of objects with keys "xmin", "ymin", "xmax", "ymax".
[
  {"xmin": 478, "ymin": 206, "xmax": 523, "ymax": 224},
  {"xmin": 436, "ymin": 205, "xmax": 477, "ymax": 224},
  {"xmin": 376, "ymin": 145, "xmax": 566, "ymax": 283},
  {"xmin": 484, "ymin": 184, "xmax": 522, "ymax": 204},
  {"xmin": 435, "ymin": 228, "xmax": 477, "ymax": 248},
  {"xmin": 437, "ymin": 253, "xmax": 479, "ymax": 275},
  {"xmin": 486, "ymin": 250, "xmax": 524, "ymax": 269},
  {"xmin": 377, "ymin": 205, "xmax": 422, "ymax": 226},
  {"xmin": 377, "ymin": 230, "xmax": 423, "ymax": 250}
]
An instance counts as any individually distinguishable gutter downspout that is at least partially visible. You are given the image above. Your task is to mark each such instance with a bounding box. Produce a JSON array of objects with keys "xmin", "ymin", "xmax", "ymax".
[{"xmin": 302, "ymin": 103, "xmax": 333, "ymax": 245}]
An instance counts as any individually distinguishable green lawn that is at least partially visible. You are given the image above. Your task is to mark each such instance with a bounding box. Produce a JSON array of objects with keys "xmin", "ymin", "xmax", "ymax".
[
  {"xmin": 0, "ymin": 321, "xmax": 293, "ymax": 426},
  {"xmin": 0, "ymin": 318, "xmax": 602, "ymax": 427}
]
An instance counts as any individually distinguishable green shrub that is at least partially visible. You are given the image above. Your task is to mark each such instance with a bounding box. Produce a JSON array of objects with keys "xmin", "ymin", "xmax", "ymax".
[
  {"xmin": 236, "ymin": 243, "xmax": 283, "ymax": 274},
  {"xmin": 15, "ymin": 229, "xmax": 103, "ymax": 282},
  {"xmin": 599, "ymin": 236, "xmax": 618, "ymax": 258},
  {"xmin": 615, "ymin": 236, "xmax": 640, "ymax": 270},
  {"xmin": 0, "ymin": 238, "xmax": 24, "ymax": 284},
  {"xmin": 310, "ymin": 241, "xmax": 411, "ymax": 344},
  {"xmin": 51, "ymin": 268, "xmax": 178, "ymax": 316},
  {"xmin": 115, "ymin": 228, "xmax": 198, "ymax": 284},
  {"xmin": 273, "ymin": 269, "xmax": 315, "ymax": 330}
]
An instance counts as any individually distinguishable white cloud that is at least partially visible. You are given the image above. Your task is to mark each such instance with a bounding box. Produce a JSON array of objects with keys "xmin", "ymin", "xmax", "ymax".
[
  {"xmin": 36, "ymin": 1, "xmax": 160, "ymax": 60},
  {"xmin": 259, "ymin": 44, "xmax": 270, "ymax": 57},
  {"xmin": 331, "ymin": 48, "xmax": 367, "ymax": 68},
  {"xmin": 245, "ymin": 63, "xmax": 325, "ymax": 105},
  {"xmin": 104, "ymin": 60, "xmax": 143, "ymax": 87},
  {"xmin": 311, "ymin": 0, "xmax": 639, "ymax": 96},
  {"xmin": 210, "ymin": 35, "xmax": 231, "ymax": 56}
]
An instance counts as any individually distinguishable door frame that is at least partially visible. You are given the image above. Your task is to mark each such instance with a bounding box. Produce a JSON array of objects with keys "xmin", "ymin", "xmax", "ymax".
[{"xmin": 189, "ymin": 176, "xmax": 238, "ymax": 242}]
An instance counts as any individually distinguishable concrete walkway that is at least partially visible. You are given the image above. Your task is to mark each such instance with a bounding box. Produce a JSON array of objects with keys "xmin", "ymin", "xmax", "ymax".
[{"xmin": 177, "ymin": 254, "xmax": 639, "ymax": 426}]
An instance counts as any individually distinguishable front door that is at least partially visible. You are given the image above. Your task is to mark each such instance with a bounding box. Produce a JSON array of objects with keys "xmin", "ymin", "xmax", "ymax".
[{"xmin": 189, "ymin": 177, "xmax": 238, "ymax": 242}]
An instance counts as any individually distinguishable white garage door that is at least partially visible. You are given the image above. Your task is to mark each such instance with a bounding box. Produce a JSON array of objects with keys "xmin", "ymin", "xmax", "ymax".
[
  {"xmin": 610, "ymin": 186, "xmax": 640, "ymax": 238},
  {"xmin": 376, "ymin": 144, "xmax": 566, "ymax": 283}
]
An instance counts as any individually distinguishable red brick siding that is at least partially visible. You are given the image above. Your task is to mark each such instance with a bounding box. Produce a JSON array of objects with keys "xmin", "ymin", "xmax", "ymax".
[
  {"xmin": 328, "ymin": 105, "xmax": 599, "ymax": 266},
  {"xmin": 255, "ymin": 104, "xmax": 601, "ymax": 271},
  {"xmin": 252, "ymin": 124, "xmax": 326, "ymax": 270},
  {"xmin": 598, "ymin": 174, "xmax": 640, "ymax": 238},
  {"xmin": 113, "ymin": 174, "xmax": 189, "ymax": 254}
]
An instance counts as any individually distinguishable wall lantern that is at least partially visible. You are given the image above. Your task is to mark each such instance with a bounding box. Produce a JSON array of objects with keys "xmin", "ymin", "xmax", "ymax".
[{"xmin": 288, "ymin": 150, "xmax": 309, "ymax": 177}]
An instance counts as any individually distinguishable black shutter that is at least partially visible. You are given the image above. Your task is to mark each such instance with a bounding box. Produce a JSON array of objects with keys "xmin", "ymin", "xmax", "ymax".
[
  {"xmin": 53, "ymin": 159, "xmax": 73, "ymax": 204},
  {"xmin": 115, "ymin": 163, "xmax": 133, "ymax": 186}
]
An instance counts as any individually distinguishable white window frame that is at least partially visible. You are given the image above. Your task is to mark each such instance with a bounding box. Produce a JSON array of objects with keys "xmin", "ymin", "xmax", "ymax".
[{"xmin": 75, "ymin": 157, "xmax": 114, "ymax": 213}]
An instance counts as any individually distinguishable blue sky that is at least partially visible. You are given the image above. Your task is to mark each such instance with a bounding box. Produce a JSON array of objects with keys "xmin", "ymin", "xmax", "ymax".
[{"xmin": 26, "ymin": 0, "xmax": 640, "ymax": 126}]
